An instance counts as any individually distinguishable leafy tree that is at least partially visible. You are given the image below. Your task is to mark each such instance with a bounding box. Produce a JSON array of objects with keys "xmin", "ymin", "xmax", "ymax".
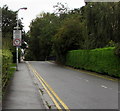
[
  {"xmin": 2, "ymin": 5, "xmax": 16, "ymax": 50},
  {"xmin": 83, "ymin": 2, "xmax": 120, "ymax": 50},
  {"xmin": 28, "ymin": 12, "xmax": 60, "ymax": 60},
  {"xmin": 53, "ymin": 15, "xmax": 85, "ymax": 63},
  {"xmin": 2, "ymin": 5, "xmax": 25, "ymax": 62},
  {"xmin": 27, "ymin": 2, "xmax": 120, "ymax": 62},
  {"xmin": 2, "ymin": 5, "xmax": 23, "ymax": 49},
  {"xmin": 53, "ymin": 2, "xmax": 69, "ymax": 15},
  {"xmin": 2, "ymin": 5, "xmax": 16, "ymax": 39}
]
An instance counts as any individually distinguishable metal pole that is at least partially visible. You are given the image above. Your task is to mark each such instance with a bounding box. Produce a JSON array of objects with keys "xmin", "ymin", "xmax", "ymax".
[
  {"xmin": 16, "ymin": 12, "xmax": 19, "ymax": 71},
  {"xmin": 14, "ymin": 7, "xmax": 27, "ymax": 71},
  {"xmin": 16, "ymin": 46, "xmax": 18, "ymax": 71}
]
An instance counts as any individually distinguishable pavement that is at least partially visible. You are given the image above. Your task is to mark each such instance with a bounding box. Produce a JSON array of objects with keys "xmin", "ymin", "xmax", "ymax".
[{"xmin": 2, "ymin": 62, "xmax": 45, "ymax": 110}]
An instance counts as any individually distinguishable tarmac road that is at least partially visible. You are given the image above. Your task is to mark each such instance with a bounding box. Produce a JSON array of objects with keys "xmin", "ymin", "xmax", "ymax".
[{"xmin": 28, "ymin": 61, "xmax": 118, "ymax": 109}]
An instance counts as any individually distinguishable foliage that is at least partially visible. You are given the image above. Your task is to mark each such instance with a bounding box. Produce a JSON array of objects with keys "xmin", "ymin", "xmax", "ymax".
[
  {"xmin": 28, "ymin": 13, "xmax": 60, "ymax": 60},
  {"xmin": 106, "ymin": 40, "xmax": 116, "ymax": 47},
  {"xmin": 2, "ymin": 49, "xmax": 13, "ymax": 75},
  {"xmin": 83, "ymin": 2, "xmax": 120, "ymax": 49},
  {"xmin": 53, "ymin": 15, "xmax": 85, "ymax": 63},
  {"xmin": 11, "ymin": 47, "xmax": 21, "ymax": 63},
  {"xmin": 24, "ymin": 49, "xmax": 34, "ymax": 61},
  {"xmin": 2, "ymin": 5, "xmax": 24, "ymax": 63},
  {"xmin": 115, "ymin": 43, "xmax": 120, "ymax": 57},
  {"xmin": 28, "ymin": 2, "xmax": 120, "ymax": 64},
  {"xmin": 66, "ymin": 47, "xmax": 120, "ymax": 78},
  {"xmin": 2, "ymin": 49, "xmax": 14, "ymax": 89},
  {"xmin": 2, "ymin": 5, "xmax": 17, "ymax": 39},
  {"xmin": 2, "ymin": 5, "xmax": 24, "ymax": 39},
  {"xmin": 53, "ymin": 2, "xmax": 69, "ymax": 19},
  {"xmin": 2, "ymin": 5, "xmax": 17, "ymax": 62},
  {"xmin": 53, "ymin": 2, "xmax": 69, "ymax": 15}
]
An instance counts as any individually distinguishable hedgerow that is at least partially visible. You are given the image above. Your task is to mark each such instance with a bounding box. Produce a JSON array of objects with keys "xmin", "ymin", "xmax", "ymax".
[
  {"xmin": 2, "ymin": 49, "xmax": 13, "ymax": 89},
  {"xmin": 66, "ymin": 47, "xmax": 120, "ymax": 78}
]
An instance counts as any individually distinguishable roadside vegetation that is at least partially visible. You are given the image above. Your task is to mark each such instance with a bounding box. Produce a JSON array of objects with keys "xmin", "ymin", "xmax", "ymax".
[
  {"xmin": 1, "ymin": 5, "xmax": 25, "ymax": 92},
  {"xmin": 2, "ymin": 49, "xmax": 16, "ymax": 92},
  {"xmin": 66, "ymin": 47, "xmax": 120, "ymax": 78},
  {"xmin": 2, "ymin": 5, "xmax": 16, "ymax": 92},
  {"xmin": 25, "ymin": 2, "xmax": 120, "ymax": 78}
]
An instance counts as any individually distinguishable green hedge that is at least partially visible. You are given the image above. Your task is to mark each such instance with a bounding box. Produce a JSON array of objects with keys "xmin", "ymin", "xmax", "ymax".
[
  {"xmin": 66, "ymin": 47, "xmax": 120, "ymax": 78},
  {"xmin": 2, "ymin": 49, "xmax": 13, "ymax": 88}
]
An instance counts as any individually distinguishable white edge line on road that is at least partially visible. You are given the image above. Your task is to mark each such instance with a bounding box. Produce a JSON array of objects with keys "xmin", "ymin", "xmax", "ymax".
[
  {"xmin": 101, "ymin": 85, "xmax": 108, "ymax": 88},
  {"xmin": 84, "ymin": 79, "xmax": 89, "ymax": 82}
]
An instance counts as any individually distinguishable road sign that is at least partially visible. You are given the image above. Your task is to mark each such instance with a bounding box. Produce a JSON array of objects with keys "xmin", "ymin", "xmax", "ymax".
[
  {"xmin": 13, "ymin": 38, "xmax": 21, "ymax": 46},
  {"xmin": 13, "ymin": 30, "xmax": 22, "ymax": 46}
]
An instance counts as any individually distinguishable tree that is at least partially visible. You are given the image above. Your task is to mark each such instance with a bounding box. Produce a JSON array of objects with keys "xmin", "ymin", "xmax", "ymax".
[
  {"xmin": 53, "ymin": 15, "xmax": 85, "ymax": 63},
  {"xmin": 53, "ymin": 2, "xmax": 69, "ymax": 15},
  {"xmin": 27, "ymin": 2, "xmax": 120, "ymax": 62},
  {"xmin": 82, "ymin": 2, "xmax": 120, "ymax": 49},
  {"xmin": 2, "ymin": 5, "xmax": 23, "ymax": 49},
  {"xmin": 2, "ymin": 5, "xmax": 25, "ymax": 63},
  {"xmin": 2, "ymin": 5, "xmax": 16, "ymax": 39},
  {"xmin": 28, "ymin": 12, "xmax": 60, "ymax": 60}
]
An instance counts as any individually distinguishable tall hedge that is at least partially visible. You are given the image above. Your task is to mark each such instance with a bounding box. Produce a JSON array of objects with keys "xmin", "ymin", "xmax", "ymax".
[
  {"xmin": 66, "ymin": 47, "xmax": 120, "ymax": 78},
  {"xmin": 2, "ymin": 49, "xmax": 13, "ymax": 88}
]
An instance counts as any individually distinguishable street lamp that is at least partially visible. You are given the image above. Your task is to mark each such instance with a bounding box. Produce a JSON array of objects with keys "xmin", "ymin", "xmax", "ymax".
[
  {"xmin": 15, "ymin": 7, "xmax": 27, "ymax": 71},
  {"xmin": 15, "ymin": 7, "xmax": 27, "ymax": 30},
  {"xmin": 17, "ymin": 7, "xmax": 27, "ymax": 12}
]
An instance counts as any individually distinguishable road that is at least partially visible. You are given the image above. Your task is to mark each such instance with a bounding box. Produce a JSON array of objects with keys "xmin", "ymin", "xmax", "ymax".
[{"xmin": 28, "ymin": 61, "xmax": 118, "ymax": 109}]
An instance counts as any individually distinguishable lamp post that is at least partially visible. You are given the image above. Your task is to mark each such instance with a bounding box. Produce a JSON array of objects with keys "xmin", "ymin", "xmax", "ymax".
[{"xmin": 15, "ymin": 7, "xmax": 27, "ymax": 71}]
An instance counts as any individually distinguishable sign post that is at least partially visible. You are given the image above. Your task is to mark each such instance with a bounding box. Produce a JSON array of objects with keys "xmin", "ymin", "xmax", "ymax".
[
  {"xmin": 13, "ymin": 7, "xmax": 27, "ymax": 71},
  {"xmin": 13, "ymin": 30, "xmax": 22, "ymax": 46},
  {"xmin": 13, "ymin": 30, "xmax": 22, "ymax": 71}
]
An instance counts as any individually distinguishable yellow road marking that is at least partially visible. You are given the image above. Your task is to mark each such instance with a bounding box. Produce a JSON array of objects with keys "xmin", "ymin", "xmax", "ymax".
[
  {"xmin": 34, "ymin": 71, "xmax": 62, "ymax": 110},
  {"xmin": 65, "ymin": 66, "xmax": 118, "ymax": 82},
  {"xmin": 28, "ymin": 63, "xmax": 62, "ymax": 110},
  {"xmin": 34, "ymin": 69, "xmax": 70, "ymax": 110},
  {"xmin": 27, "ymin": 62, "xmax": 70, "ymax": 111}
]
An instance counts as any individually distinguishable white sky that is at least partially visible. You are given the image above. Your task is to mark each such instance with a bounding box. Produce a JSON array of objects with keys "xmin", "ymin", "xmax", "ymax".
[{"xmin": 0, "ymin": 0, "xmax": 85, "ymax": 32}]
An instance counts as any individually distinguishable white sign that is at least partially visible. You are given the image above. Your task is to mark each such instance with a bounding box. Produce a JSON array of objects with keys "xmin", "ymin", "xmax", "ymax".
[{"xmin": 13, "ymin": 30, "xmax": 22, "ymax": 46}]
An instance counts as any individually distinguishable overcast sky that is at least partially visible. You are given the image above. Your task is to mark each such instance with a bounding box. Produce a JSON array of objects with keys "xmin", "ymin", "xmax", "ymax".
[{"xmin": 0, "ymin": 0, "xmax": 85, "ymax": 32}]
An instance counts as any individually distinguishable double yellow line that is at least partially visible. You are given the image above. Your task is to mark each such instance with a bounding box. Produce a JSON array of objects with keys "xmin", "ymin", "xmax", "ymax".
[{"xmin": 27, "ymin": 62, "xmax": 70, "ymax": 111}]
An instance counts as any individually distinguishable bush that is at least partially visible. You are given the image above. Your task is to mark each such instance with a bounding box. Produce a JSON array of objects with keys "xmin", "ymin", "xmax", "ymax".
[
  {"xmin": 2, "ymin": 49, "xmax": 13, "ymax": 88},
  {"xmin": 25, "ymin": 49, "xmax": 35, "ymax": 61},
  {"xmin": 115, "ymin": 43, "xmax": 120, "ymax": 57},
  {"xmin": 66, "ymin": 47, "xmax": 120, "ymax": 78}
]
